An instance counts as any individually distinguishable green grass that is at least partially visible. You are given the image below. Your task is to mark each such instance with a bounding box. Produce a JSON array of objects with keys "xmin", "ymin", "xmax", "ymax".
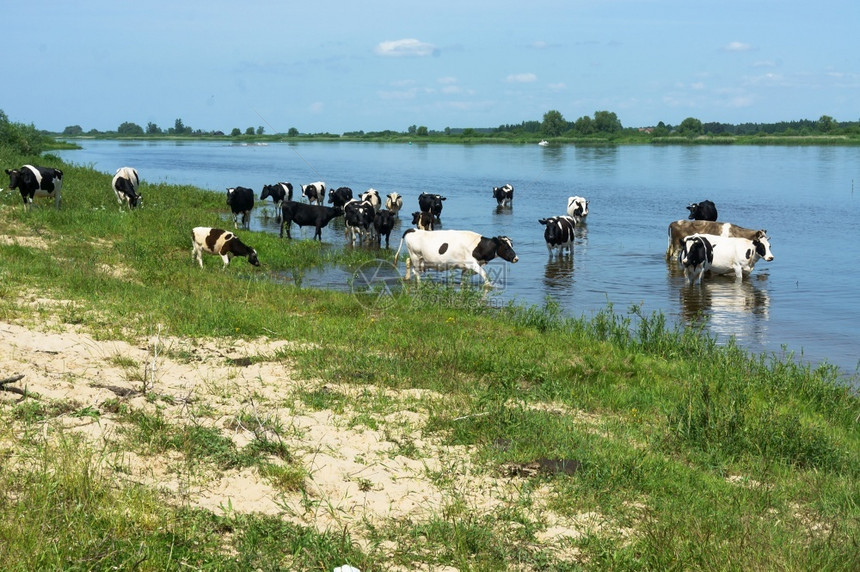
[{"xmin": 1, "ymin": 144, "xmax": 858, "ymax": 570}]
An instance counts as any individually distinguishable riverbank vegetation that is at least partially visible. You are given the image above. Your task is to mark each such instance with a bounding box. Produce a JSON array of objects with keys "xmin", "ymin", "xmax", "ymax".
[
  {"xmin": 48, "ymin": 108, "xmax": 860, "ymax": 147},
  {"xmin": 1, "ymin": 116, "xmax": 859, "ymax": 570}
]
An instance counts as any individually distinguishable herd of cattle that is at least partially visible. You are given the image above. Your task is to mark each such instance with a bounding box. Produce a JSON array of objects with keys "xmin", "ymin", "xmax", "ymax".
[{"xmin": 4, "ymin": 163, "xmax": 774, "ymax": 287}]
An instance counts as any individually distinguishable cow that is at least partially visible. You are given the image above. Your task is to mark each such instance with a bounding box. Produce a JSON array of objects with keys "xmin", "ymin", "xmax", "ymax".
[
  {"xmin": 111, "ymin": 166, "xmax": 141, "ymax": 208},
  {"xmin": 328, "ymin": 186, "xmax": 353, "ymax": 208},
  {"xmin": 373, "ymin": 209, "xmax": 397, "ymax": 248},
  {"xmin": 566, "ymin": 196, "xmax": 589, "ymax": 223},
  {"xmin": 394, "ymin": 229, "xmax": 518, "ymax": 286},
  {"xmin": 280, "ymin": 201, "xmax": 343, "ymax": 240},
  {"xmin": 687, "ymin": 200, "xmax": 718, "ymax": 221},
  {"xmin": 538, "ymin": 215, "xmax": 576, "ymax": 258},
  {"xmin": 418, "ymin": 192, "xmax": 446, "ymax": 223},
  {"xmin": 301, "ymin": 181, "xmax": 325, "ymax": 205},
  {"xmin": 191, "ymin": 227, "xmax": 260, "ymax": 268},
  {"xmin": 226, "ymin": 186, "xmax": 254, "ymax": 229},
  {"xmin": 385, "ymin": 192, "xmax": 403, "ymax": 215},
  {"xmin": 666, "ymin": 220, "xmax": 767, "ymax": 260},
  {"xmin": 681, "ymin": 232, "xmax": 774, "ymax": 280},
  {"xmin": 260, "ymin": 182, "xmax": 293, "ymax": 212},
  {"xmin": 344, "ymin": 199, "xmax": 376, "ymax": 245},
  {"xmin": 492, "ymin": 184, "xmax": 514, "ymax": 207},
  {"xmin": 411, "ymin": 211, "xmax": 434, "ymax": 231},
  {"xmin": 5, "ymin": 165, "xmax": 63, "ymax": 209},
  {"xmin": 678, "ymin": 234, "xmax": 714, "ymax": 285},
  {"xmin": 361, "ymin": 188, "xmax": 382, "ymax": 212}
]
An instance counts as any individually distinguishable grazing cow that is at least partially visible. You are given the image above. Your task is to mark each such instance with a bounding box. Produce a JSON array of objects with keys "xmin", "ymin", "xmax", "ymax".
[
  {"xmin": 566, "ymin": 196, "xmax": 589, "ymax": 223},
  {"xmin": 394, "ymin": 229, "xmax": 518, "ymax": 285},
  {"xmin": 538, "ymin": 215, "xmax": 576, "ymax": 258},
  {"xmin": 344, "ymin": 200, "xmax": 376, "ymax": 245},
  {"xmin": 191, "ymin": 227, "xmax": 259, "ymax": 268},
  {"xmin": 492, "ymin": 184, "xmax": 514, "ymax": 207},
  {"xmin": 301, "ymin": 181, "xmax": 325, "ymax": 205},
  {"xmin": 385, "ymin": 192, "xmax": 403, "ymax": 215},
  {"xmin": 260, "ymin": 182, "xmax": 293, "ymax": 211},
  {"xmin": 687, "ymin": 200, "xmax": 718, "ymax": 221},
  {"xmin": 418, "ymin": 192, "xmax": 446, "ymax": 223},
  {"xmin": 279, "ymin": 201, "xmax": 343, "ymax": 240},
  {"xmin": 666, "ymin": 220, "xmax": 766, "ymax": 260},
  {"xmin": 678, "ymin": 234, "xmax": 714, "ymax": 285},
  {"xmin": 226, "ymin": 186, "xmax": 254, "ymax": 229},
  {"xmin": 5, "ymin": 165, "xmax": 63, "ymax": 209},
  {"xmin": 411, "ymin": 211, "xmax": 434, "ymax": 231},
  {"xmin": 682, "ymin": 232, "xmax": 774, "ymax": 279},
  {"xmin": 373, "ymin": 209, "xmax": 397, "ymax": 248},
  {"xmin": 328, "ymin": 186, "xmax": 353, "ymax": 208},
  {"xmin": 361, "ymin": 188, "xmax": 382, "ymax": 212},
  {"xmin": 111, "ymin": 167, "xmax": 141, "ymax": 208}
]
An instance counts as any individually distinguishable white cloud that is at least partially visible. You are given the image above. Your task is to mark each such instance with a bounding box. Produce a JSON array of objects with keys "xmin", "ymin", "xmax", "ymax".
[
  {"xmin": 309, "ymin": 102, "xmax": 324, "ymax": 114},
  {"xmin": 724, "ymin": 41, "xmax": 752, "ymax": 52},
  {"xmin": 374, "ymin": 39, "xmax": 436, "ymax": 57},
  {"xmin": 506, "ymin": 73, "xmax": 537, "ymax": 83},
  {"xmin": 547, "ymin": 82, "xmax": 567, "ymax": 91},
  {"xmin": 437, "ymin": 76, "xmax": 458, "ymax": 84},
  {"xmin": 532, "ymin": 40, "xmax": 548, "ymax": 49},
  {"xmin": 691, "ymin": 82, "xmax": 705, "ymax": 90}
]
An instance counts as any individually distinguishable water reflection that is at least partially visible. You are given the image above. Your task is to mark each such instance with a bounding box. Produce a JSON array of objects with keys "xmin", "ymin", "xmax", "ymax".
[
  {"xmin": 543, "ymin": 256, "xmax": 575, "ymax": 292},
  {"xmin": 679, "ymin": 277, "xmax": 771, "ymax": 344}
]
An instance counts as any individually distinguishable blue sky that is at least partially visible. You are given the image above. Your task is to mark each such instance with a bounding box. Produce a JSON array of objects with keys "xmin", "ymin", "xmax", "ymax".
[{"xmin": 4, "ymin": 0, "xmax": 858, "ymax": 134}]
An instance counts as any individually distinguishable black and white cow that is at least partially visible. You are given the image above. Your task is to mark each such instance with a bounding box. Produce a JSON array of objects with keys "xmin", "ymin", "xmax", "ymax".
[
  {"xmin": 5, "ymin": 165, "xmax": 63, "ymax": 209},
  {"xmin": 260, "ymin": 182, "xmax": 293, "ymax": 212},
  {"xmin": 111, "ymin": 166, "xmax": 141, "ymax": 208},
  {"xmin": 687, "ymin": 200, "xmax": 718, "ymax": 221},
  {"xmin": 681, "ymin": 232, "xmax": 774, "ymax": 280},
  {"xmin": 191, "ymin": 227, "xmax": 260, "ymax": 268},
  {"xmin": 226, "ymin": 186, "xmax": 254, "ymax": 229},
  {"xmin": 328, "ymin": 186, "xmax": 353, "ymax": 208},
  {"xmin": 344, "ymin": 199, "xmax": 376, "ymax": 245},
  {"xmin": 492, "ymin": 184, "xmax": 514, "ymax": 207},
  {"xmin": 666, "ymin": 220, "xmax": 766, "ymax": 260},
  {"xmin": 373, "ymin": 209, "xmax": 397, "ymax": 248},
  {"xmin": 394, "ymin": 229, "xmax": 518, "ymax": 285},
  {"xmin": 678, "ymin": 234, "xmax": 714, "ymax": 285},
  {"xmin": 385, "ymin": 192, "xmax": 403, "ymax": 215},
  {"xmin": 280, "ymin": 201, "xmax": 343, "ymax": 240},
  {"xmin": 361, "ymin": 188, "xmax": 382, "ymax": 212},
  {"xmin": 418, "ymin": 192, "xmax": 446, "ymax": 223},
  {"xmin": 566, "ymin": 196, "xmax": 589, "ymax": 223},
  {"xmin": 301, "ymin": 181, "xmax": 325, "ymax": 205},
  {"xmin": 538, "ymin": 215, "xmax": 576, "ymax": 258},
  {"xmin": 411, "ymin": 211, "xmax": 434, "ymax": 231}
]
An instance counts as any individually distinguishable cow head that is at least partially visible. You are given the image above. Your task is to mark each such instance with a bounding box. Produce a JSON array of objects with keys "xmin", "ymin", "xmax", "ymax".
[
  {"xmin": 5, "ymin": 168, "xmax": 31, "ymax": 190},
  {"xmin": 247, "ymin": 249, "xmax": 261, "ymax": 267},
  {"xmin": 495, "ymin": 236, "xmax": 518, "ymax": 263},
  {"xmin": 226, "ymin": 187, "xmax": 236, "ymax": 205},
  {"xmin": 752, "ymin": 231, "xmax": 774, "ymax": 262}
]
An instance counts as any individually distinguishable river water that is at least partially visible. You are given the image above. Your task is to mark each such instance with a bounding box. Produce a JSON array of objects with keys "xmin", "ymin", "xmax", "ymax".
[{"xmin": 56, "ymin": 140, "xmax": 860, "ymax": 376}]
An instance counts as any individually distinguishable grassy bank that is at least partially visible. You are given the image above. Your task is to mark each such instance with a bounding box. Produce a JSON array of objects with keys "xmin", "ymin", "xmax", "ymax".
[{"xmin": 1, "ymin": 146, "xmax": 858, "ymax": 571}]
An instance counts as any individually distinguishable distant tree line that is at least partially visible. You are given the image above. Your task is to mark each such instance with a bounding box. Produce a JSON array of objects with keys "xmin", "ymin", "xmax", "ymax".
[{"xmin": 43, "ymin": 110, "xmax": 860, "ymax": 141}]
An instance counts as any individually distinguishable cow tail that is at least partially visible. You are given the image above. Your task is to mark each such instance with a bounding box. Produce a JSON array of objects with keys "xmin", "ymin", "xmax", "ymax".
[{"xmin": 393, "ymin": 228, "xmax": 415, "ymax": 264}]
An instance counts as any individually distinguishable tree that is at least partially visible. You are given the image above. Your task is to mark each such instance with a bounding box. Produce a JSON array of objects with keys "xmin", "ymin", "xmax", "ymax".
[
  {"xmin": 408, "ymin": 125, "xmax": 417, "ymax": 135},
  {"xmin": 417, "ymin": 126, "xmax": 428, "ymax": 136},
  {"xmin": 245, "ymin": 127, "xmax": 255, "ymax": 136},
  {"xmin": 593, "ymin": 110, "xmax": 622, "ymax": 133},
  {"xmin": 62, "ymin": 125, "xmax": 83, "ymax": 136},
  {"xmin": 678, "ymin": 117, "xmax": 703, "ymax": 136},
  {"xmin": 146, "ymin": 122, "xmax": 162, "ymax": 135},
  {"xmin": 818, "ymin": 115, "xmax": 837, "ymax": 133},
  {"xmin": 541, "ymin": 110, "xmax": 566, "ymax": 137},
  {"xmin": 117, "ymin": 121, "xmax": 144, "ymax": 135},
  {"xmin": 230, "ymin": 128, "xmax": 241, "ymax": 137},
  {"xmin": 256, "ymin": 126, "xmax": 264, "ymax": 135},
  {"xmin": 573, "ymin": 115, "xmax": 594, "ymax": 135},
  {"xmin": 288, "ymin": 127, "xmax": 299, "ymax": 137},
  {"xmin": 174, "ymin": 118, "xmax": 185, "ymax": 134}
]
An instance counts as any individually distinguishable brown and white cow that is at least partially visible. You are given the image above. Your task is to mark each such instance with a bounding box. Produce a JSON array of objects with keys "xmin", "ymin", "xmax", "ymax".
[
  {"xmin": 191, "ymin": 227, "xmax": 260, "ymax": 268},
  {"xmin": 666, "ymin": 220, "xmax": 767, "ymax": 260},
  {"xmin": 394, "ymin": 229, "xmax": 518, "ymax": 285}
]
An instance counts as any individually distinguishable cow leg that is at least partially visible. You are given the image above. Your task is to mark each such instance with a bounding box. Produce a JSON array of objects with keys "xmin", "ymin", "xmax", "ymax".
[
  {"xmin": 221, "ymin": 254, "xmax": 231, "ymax": 268},
  {"xmin": 192, "ymin": 244, "xmax": 204, "ymax": 268}
]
